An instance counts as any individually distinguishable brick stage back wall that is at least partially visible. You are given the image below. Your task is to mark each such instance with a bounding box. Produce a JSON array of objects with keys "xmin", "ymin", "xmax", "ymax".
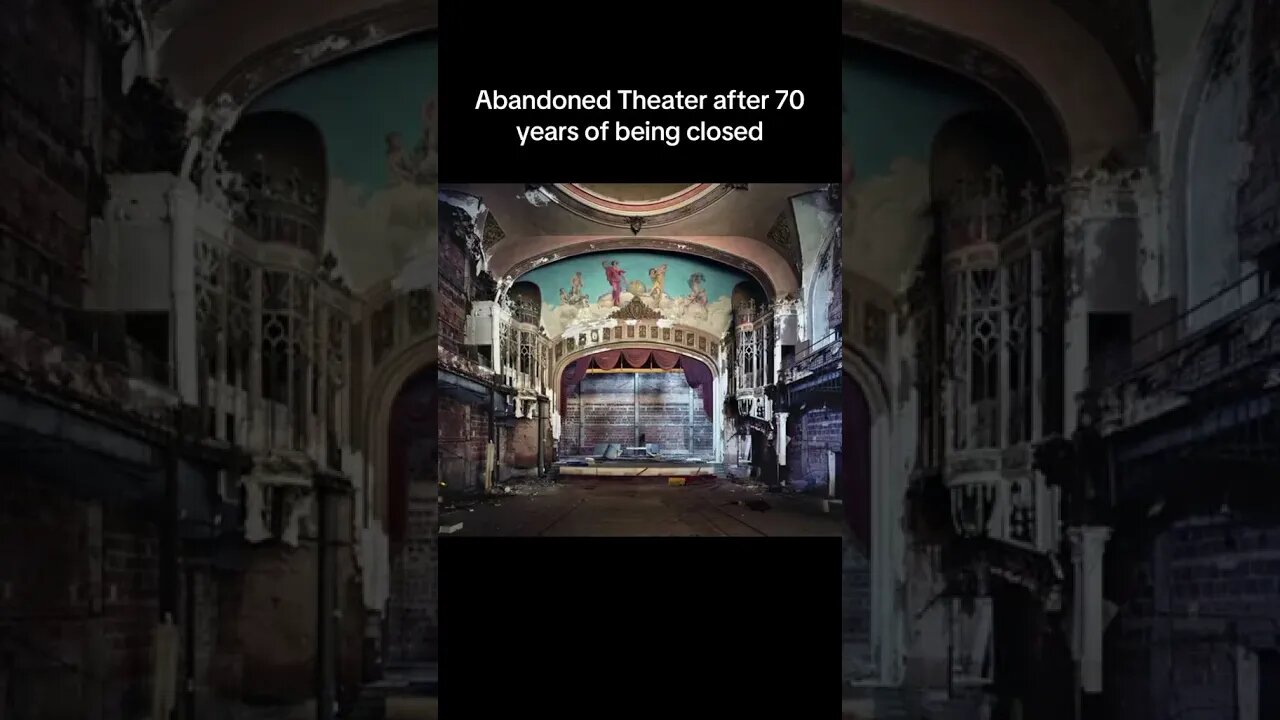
[{"xmin": 561, "ymin": 372, "xmax": 713, "ymax": 457}]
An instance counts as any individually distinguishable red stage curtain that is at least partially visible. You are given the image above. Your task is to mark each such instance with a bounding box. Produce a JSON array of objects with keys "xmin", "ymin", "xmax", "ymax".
[
  {"xmin": 621, "ymin": 348, "xmax": 652, "ymax": 368},
  {"xmin": 593, "ymin": 349, "xmax": 622, "ymax": 370},
  {"xmin": 678, "ymin": 357, "xmax": 715, "ymax": 419},
  {"xmin": 651, "ymin": 349, "xmax": 681, "ymax": 369},
  {"xmin": 559, "ymin": 349, "xmax": 716, "ymax": 419},
  {"xmin": 559, "ymin": 358, "xmax": 592, "ymax": 414}
]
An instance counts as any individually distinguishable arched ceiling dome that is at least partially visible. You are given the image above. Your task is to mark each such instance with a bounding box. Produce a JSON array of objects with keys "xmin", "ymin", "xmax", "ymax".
[
  {"xmin": 566, "ymin": 184, "xmax": 706, "ymax": 208},
  {"xmin": 548, "ymin": 183, "xmax": 735, "ymax": 227}
]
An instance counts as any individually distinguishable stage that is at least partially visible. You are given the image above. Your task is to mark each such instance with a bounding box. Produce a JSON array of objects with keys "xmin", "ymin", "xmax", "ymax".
[{"xmin": 555, "ymin": 458, "xmax": 717, "ymax": 478}]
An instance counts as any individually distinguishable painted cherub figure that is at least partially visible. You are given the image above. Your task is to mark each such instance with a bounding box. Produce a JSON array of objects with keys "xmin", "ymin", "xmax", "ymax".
[
  {"xmin": 648, "ymin": 263, "xmax": 668, "ymax": 301},
  {"xmin": 412, "ymin": 97, "xmax": 438, "ymax": 186},
  {"xmin": 559, "ymin": 273, "xmax": 587, "ymax": 307},
  {"xmin": 687, "ymin": 272, "xmax": 708, "ymax": 307},
  {"xmin": 386, "ymin": 132, "xmax": 414, "ymax": 186}
]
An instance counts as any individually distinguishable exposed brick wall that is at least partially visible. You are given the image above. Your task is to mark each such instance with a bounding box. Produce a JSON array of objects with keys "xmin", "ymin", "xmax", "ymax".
[
  {"xmin": 0, "ymin": 475, "xmax": 93, "ymax": 719},
  {"xmin": 560, "ymin": 372, "xmax": 713, "ymax": 456},
  {"xmin": 1108, "ymin": 518, "xmax": 1280, "ymax": 720},
  {"xmin": 0, "ymin": 0, "xmax": 90, "ymax": 321},
  {"xmin": 236, "ymin": 544, "xmax": 317, "ymax": 702},
  {"xmin": 102, "ymin": 505, "xmax": 160, "ymax": 718},
  {"xmin": 790, "ymin": 407, "xmax": 840, "ymax": 491},
  {"xmin": 510, "ymin": 417, "xmax": 539, "ymax": 467},
  {"xmin": 439, "ymin": 395, "xmax": 488, "ymax": 495},
  {"xmin": 0, "ymin": 473, "xmax": 167, "ymax": 720}
]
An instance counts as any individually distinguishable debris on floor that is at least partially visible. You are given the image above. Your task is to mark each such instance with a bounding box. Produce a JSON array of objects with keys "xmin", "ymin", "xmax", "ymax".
[
  {"xmin": 440, "ymin": 523, "xmax": 464, "ymax": 534},
  {"xmin": 745, "ymin": 499, "xmax": 772, "ymax": 512},
  {"xmin": 491, "ymin": 477, "xmax": 560, "ymax": 497},
  {"xmin": 668, "ymin": 477, "xmax": 686, "ymax": 487}
]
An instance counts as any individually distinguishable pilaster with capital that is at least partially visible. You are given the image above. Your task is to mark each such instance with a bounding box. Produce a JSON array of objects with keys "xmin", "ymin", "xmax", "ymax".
[{"xmin": 1060, "ymin": 166, "xmax": 1155, "ymax": 432}]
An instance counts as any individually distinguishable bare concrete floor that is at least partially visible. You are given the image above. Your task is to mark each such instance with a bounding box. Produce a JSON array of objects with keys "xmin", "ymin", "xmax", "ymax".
[{"xmin": 439, "ymin": 477, "xmax": 843, "ymax": 537}]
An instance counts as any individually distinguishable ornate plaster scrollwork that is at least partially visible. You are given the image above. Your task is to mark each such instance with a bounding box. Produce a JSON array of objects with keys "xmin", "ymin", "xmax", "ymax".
[
  {"xmin": 608, "ymin": 297, "xmax": 664, "ymax": 321},
  {"xmin": 494, "ymin": 275, "xmax": 515, "ymax": 307},
  {"xmin": 1062, "ymin": 166, "xmax": 1153, "ymax": 221},
  {"xmin": 180, "ymin": 93, "xmax": 243, "ymax": 189}
]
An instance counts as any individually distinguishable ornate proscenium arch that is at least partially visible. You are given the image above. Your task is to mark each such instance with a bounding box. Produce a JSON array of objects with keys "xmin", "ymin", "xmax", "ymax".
[
  {"xmin": 553, "ymin": 342, "xmax": 720, "ymax": 394},
  {"xmin": 495, "ymin": 236, "xmax": 797, "ymax": 300},
  {"xmin": 362, "ymin": 279, "xmax": 436, "ymax": 530},
  {"xmin": 844, "ymin": 0, "xmax": 1140, "ymax": 168},
  {"xmin": 842, "ymin": 340, "xmax": 900, "ymax": 683}
]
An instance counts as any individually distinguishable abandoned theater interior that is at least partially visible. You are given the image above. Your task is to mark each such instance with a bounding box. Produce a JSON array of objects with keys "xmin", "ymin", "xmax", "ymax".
[
  {"xmin": 435, "ymin": 182, "xmax": 845, "ymax": 537},
  {"xmin": 837, "ymin": 1, "xmax": 1280, "ymax": 719},
  {"xmin": 0, "ymin": 0, "xmax": 1279, "ymax": 719},
  {"xmin": 0, "ymin": 4, "xmax": 438, "ymax": 719}
]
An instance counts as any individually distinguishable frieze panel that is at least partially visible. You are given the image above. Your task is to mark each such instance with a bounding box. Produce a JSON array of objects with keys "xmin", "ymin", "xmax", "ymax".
[{"xmin": 552, "ymin": 321, "xmax": 720, "ymax": 372}]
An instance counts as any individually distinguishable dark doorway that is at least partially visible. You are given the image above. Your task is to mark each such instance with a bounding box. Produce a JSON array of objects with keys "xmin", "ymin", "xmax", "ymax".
[
  {"xmin": 386, "ymin": 368, "xmax": 437, "ymax": 663},
  {"xmin": 1261, "ymin": 649, "xmax": 1280, "ymax": 720}
]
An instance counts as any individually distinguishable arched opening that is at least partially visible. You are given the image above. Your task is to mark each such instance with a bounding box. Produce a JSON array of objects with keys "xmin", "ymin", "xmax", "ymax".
[
  {"xmin": 220, "ymin": 110, "xmax": 328, "ymax": 254},
  {"xmin": 732, "ymin": 281, "xmax": 768, "ymax": 314},
  {"xmin": 558, "ymin": 349, "xmax": 717, "ymax": 459},
  {"xmin": 508, "ymin": 281, "xmax": 541, "ymax": 326},
  {"xmin": 385, "ymin": 367, "xmax": 437, "ymax": 664},
  {"xmin": 930, "ymin": 110, "xmax": 1045, "ymax": 219}
]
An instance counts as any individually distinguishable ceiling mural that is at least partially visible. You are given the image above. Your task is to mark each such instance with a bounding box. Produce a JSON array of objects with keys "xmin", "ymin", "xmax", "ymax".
[
  {"xmin": 842, "ymin": 41, "xmax": 989, "ymax": 292},
  {"xmin": 516, "ymin": 250, "xmax": 752, "ymax": 341},
  {"xmin": 246, "ymin": 34, "xmax": 437, "ymax": 293}
]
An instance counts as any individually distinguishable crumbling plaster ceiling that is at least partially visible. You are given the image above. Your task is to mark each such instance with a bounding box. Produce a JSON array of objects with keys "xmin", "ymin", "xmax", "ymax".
[
  {"xmin": 847, "ymin": 0, "xmax": 1141, "ymax": 168},
  {"xmin": 449, "ymin": 183, "xmax": 818, "ymax": 241},
  {"xmin": 154, "ymin": 0, "xmax": 436, "ymax": 105},
  {"xmin": 445, "ymin": 183, "xmax": 822, "ymax": 299}
]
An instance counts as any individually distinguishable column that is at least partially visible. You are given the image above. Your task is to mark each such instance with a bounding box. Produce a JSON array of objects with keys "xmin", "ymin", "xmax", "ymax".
[
  {"xmin": 215, "ymin": 248, "xmax": 229, "ymax": 441},
  {"xmin": 1060, "ymin": 168, "xmax": 1153, "ymax": 433},
  {"xmin": 489, "ymin": 303, "xmax": 503, "ymax": 372},
  {"xmin": 316, "ymin": 303, "xmax": 330, "ymax": 462},
  {"xmin": 250, "ymin": 264, "xmax": 264, "ymax": 448},
  {"xmin": 1068, "ymin": 525, "xmax": 1112, "ymax": 694},
  {"xmin": 772, "ymin": 311, "xmax": 784, "ymax": 385},
  {"xmin": 167, "ymin": 179, "xmax": 201, "ymax": 404},
  {"xmin": 775, "ymin": 411, "xmax": 789, "ymax": 466},
  {"xmin": 713, "ymin": 376, "xmax": 724, "ymax": 463}
]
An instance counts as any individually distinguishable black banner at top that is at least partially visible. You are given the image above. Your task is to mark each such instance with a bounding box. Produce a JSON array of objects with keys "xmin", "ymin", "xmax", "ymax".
[{"xmin": 439, "ymin": 0, "xmax": 840, "ymax": 183}]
